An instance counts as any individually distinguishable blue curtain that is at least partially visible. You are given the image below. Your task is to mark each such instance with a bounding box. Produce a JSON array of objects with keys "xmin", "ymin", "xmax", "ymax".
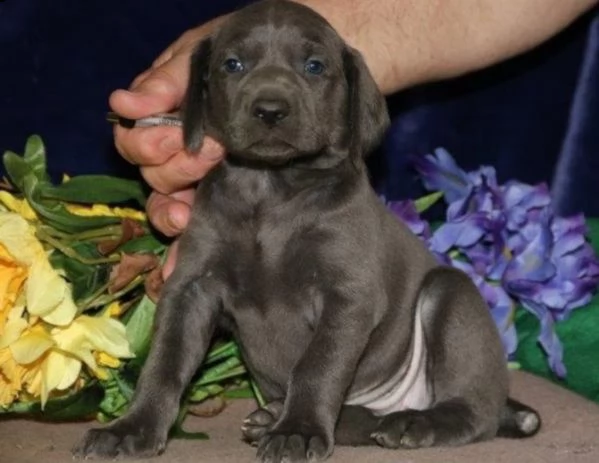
[{"xmin": 1, "ymin": 1, "xmax": 597, "ymax": 216}]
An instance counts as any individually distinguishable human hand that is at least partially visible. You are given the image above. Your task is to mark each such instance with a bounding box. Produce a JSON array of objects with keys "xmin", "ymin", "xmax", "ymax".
[{"xmin": 110, "ymin": 18, "xmax": 228, "ymax": 278}]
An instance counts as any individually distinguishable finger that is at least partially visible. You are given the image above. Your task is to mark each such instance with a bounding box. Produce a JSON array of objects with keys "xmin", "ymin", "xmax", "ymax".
[
  {"xmin": 146, "ymin": 189, "xmax": 195, "ymax": 237},
  {"xmin": 110, "ymin": 51, "xmax": 191, "ymax": 168},
  {"xmin": 162, "ymin": 240, "xmax": 180, "ymax": 280},
  {"xmin": 109, "ymin": 50, "xmax": 191, "ymax": 120},
  {"xmin": 129, "ymin": 68, "xmax": 154, "ymax": 91},
  {"xmin": 140, "ymin": 137, "xmax": 225, "ymax": 194},
  {"xmin": 113, "ymin": 123, "xmax": 182, "ymax": 167}
]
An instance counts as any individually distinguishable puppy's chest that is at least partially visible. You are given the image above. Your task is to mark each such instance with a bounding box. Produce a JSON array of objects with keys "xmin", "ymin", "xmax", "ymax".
[
  {"xmin": 214, "ymin": 221, "xmax": 323, "ymax": 387},
  {"xmin": 215, "ymin": 216, "xmax": 322, "ymax": 318}
]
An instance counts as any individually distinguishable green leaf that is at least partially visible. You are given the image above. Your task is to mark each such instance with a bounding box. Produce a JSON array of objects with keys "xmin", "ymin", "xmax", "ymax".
[
  {"xmin": 125, "ymin": 295, "xmax": 157, "ymax": 360},
  {"xmin": 23, "ymin": 173, "xmax": 120, "ymax": 233},
  {"xmin": 0, "ymin": 382, "xmax": 104, "ymax": 421},
  {"xmin": 170, "ymin": 428, "xmax": 210, "ymax": 440},
  {"xmin": 118, "ymin": 234, "xmax": 166, "ymax": 254},
  {"xmin": 49, "ymin": 243, "xmax": 110, "ymax": 302},
  {"xmin": 414, "ymin": 191, "xmax": 444, "ymax": 213},
  {"xmin": 203, "ymin": 341, "xmax": 240, "ymax": 365},
  {"xmin": 40, "ymin": 176, "xmax": 147, "ymax": 208},
  {"xmin": 23, "ymin": 134, "xmax": 49, "ymax": 182},
  {"xmin": 222, "ymin": 387, "xmax": 255, "ymax": 399},
  {"xmin": 188, "ymin": 384, "xmax": 224, "ymax": 403},
  {"xmin": 192, "ymin": 358, "xmax": 245, "ymax": 388},
  {"xmin": 2, "ymin": 151, "xmax": 31, "ymax": 191},
  {"xmin": 250, "ymin": 378, "xmax": 266, "ymax": 407}
]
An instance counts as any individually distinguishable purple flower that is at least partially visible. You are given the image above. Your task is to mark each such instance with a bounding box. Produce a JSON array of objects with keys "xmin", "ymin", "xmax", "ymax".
[
  {"xmin": 386, "ymin": 199, "xmax": 431, "ymax": 240},
  {"xmin": 503, "ymin": 181, "xmax": 551, "ymax": 232},
  {"xmin": 430, "ymin": 170, "xmax": 505, "ymax": 256},
  {"xmin": 411, "ymin": 148, "xmax": 599, "ymax": 376},
  {"xmin": 502, "ymin": 212, "xmax": 599, "ymax": 376},
  {"xmin": 412, "ymin": 148, "xmax": 471, "ymax": 204}
]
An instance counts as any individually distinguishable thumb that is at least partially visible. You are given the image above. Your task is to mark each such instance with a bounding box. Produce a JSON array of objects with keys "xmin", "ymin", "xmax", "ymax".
[{"xmin": 109, "ymin": 51, "xmax": 191, "ymax": 119}]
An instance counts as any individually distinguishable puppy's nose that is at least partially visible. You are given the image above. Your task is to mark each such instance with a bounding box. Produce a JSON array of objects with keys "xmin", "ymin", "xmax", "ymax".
[{"xmin": 252, "ymin": 99, "xmax": 290, "ymax": 126}]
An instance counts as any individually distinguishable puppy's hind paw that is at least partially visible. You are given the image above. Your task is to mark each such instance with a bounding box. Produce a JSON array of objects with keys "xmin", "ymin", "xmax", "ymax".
[
  {"xmin": 371, "ymin": 411, "xmax": 435, "ymax": 449},
  {"xmin": 257, "ymin": 432, "xmax": 329, "ymax": 463},
  {"xmin": 241, "ymin": 400, "xmax": 284, "ymax": 445}
]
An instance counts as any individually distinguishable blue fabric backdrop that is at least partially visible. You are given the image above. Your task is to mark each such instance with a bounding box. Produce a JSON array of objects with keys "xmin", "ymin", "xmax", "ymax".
[{"xmin": 1, "ymin": 1, "xmax": 597, "ymax": 216}]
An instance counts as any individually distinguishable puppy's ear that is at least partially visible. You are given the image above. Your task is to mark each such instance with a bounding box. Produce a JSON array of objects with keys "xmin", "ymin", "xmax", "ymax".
[
  {"xmin": 343, "ymin": 47, "xmax": 390, "ymax": 158},
  {"xmin": 182, "ymin": 38, "xmax": 212, "ymax": 153}
]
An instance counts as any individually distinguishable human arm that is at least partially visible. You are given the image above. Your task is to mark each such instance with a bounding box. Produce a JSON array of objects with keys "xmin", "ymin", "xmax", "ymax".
[{"xmin": 109, "ymin": 0, "xmax": 597, "ymax": 275}]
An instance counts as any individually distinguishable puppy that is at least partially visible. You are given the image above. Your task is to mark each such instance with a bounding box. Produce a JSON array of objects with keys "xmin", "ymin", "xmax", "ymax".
[{"xmin": 74, "ymin": 1, "xmax": 540, "ymax": 461}]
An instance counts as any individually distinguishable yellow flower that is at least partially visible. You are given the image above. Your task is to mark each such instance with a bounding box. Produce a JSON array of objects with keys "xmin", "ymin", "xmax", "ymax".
[
  {"xmin": 65, "ymin": 203, "xmax": 146, "ymax": 222},
  {"xmin": 3, "ymin": 315, "xmax": 133, "ymax": 407},
  {"xmin": 97, "ymin": 352, "xmax": 121, "ymax": 368},
  {"xmin": 0, "ymin": 191, "xmax": 37, "ymax": 221},
  {"xmin": 0, "ymin": 212, "xmax": 77, "ymax": 326},
  {"xmin": 0, "ymin": 305, "xmax": 30, "ymax": 407},
  {"xmin": 0, "ymin": 346, "xmax": 28, "ymax": 406},
  {"xmin": 0, "ymin": 244, "xmax": 27, "ymax": 332},
  {"xmin": 105, "ymin": 301, "xmax": 124, "ymax": 317}
]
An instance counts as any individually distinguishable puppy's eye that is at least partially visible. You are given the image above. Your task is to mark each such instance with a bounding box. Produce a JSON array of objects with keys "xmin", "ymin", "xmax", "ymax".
[
  {"xmin": 223, "ymin": 58, "xmax": 245, "ymax": 73},
  {"xmin": 304, "ymin": 59, "xmax": 325, "ymax": 75}
]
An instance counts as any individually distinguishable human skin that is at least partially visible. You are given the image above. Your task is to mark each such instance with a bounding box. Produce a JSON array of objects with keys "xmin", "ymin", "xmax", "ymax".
[{"xmin": 108, "ymin": 0, "xmax": 598, "ymax": 276}]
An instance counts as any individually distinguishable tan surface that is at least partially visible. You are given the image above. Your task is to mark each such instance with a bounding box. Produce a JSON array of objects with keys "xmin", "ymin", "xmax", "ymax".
[{"xmin": 1, "ymin": 371, "xmax": 598, "ymax": 463}]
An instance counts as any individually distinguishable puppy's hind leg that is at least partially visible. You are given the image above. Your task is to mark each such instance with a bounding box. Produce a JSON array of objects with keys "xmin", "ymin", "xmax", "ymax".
[{"xmin": 372, "ymin": 266, "xmax": 509, "ymax": 449}]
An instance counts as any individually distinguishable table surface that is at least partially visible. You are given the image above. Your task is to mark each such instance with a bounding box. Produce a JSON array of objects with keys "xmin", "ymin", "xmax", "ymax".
[{"xmin": 1, "ymin": 371, "xmax": 598, "ymax": 463}]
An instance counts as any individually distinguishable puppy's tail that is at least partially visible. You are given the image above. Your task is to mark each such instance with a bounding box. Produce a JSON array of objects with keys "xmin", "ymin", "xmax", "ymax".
[{"xmin": 496, "ymin": 397, "xmax": 541, "ymax": 438}]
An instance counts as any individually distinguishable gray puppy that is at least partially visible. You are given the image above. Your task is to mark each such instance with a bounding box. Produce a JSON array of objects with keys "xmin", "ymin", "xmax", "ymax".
[{"xmin": 74, "ymin": 1, "xmax": 540, "ymax": 461}]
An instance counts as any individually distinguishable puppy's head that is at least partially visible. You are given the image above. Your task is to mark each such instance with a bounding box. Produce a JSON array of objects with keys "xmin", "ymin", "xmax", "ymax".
[{"xmin": 183, "ymin": 0, "xmax": 389, "ymax": 165}]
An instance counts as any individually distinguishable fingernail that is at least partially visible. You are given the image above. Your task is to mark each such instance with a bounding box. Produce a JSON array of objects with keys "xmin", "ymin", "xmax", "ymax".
[{"xmin": 160, "ymin": 136, "xmax": 181, "ymax": 153}]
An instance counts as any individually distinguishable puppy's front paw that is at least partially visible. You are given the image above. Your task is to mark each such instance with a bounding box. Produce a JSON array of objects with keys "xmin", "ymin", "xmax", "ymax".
[
  {"xmin": 72, "ymin": 420, "xmax": 166, "ymax": 460},
  {"xmin": 371, "ymin": 410, "xmax": 435, "ymax": 449},
  {"xmin": 241, "ymin": 400, "xmax": 284, "ymax": 444},
  {"xmin": 257, "ymin": 431, "xmax": 330, "ymax": 463}
]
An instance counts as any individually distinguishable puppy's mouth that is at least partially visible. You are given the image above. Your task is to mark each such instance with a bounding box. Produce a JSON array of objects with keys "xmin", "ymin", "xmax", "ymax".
[{"xmin": 228, "ymin": 138, "xmax": 299, "ymax": 164}]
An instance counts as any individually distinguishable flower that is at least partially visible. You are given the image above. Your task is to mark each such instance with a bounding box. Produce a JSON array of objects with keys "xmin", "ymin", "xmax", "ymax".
[
  {"xmin": 386, "ymin": 199, "xmax": 431, "ymax": 240},
  {"xmin": 66, "ymin": 204, "xmax": 146, "ymax": 221},
  {"xmin": 411, "ymin": 148, "xmax": 471, "ymax": 204},
  {"xmin": 5, "ymin": 315, "xmax": 133, "ymax": 406},
  {"xmin": 0, "ymin": 138, "xmax": 164, "ymax": 418},
  {"xmin": 503, "ymin": 213, "xmax": 599, "ymax": 375},
  {"xmin": 0, "ymin": 191, "xmax": 37, "ymax": 220},
  {"xmin": 0, "ymin": 212, "xmax": 77, "ymax": 326},
  {"xmin": 414, "ymin": 148, "xmax": 599, "ymax": 375},
  {"xmin": 502, "ymin": 181, "xmax": 551, "ymax": 233},
  {"xmin": 0, "ymin": 211, "xmax": 134, "ymax": 407}
]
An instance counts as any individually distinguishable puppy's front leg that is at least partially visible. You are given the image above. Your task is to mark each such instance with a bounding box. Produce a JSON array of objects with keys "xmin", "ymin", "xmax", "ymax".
[
  {"xmin": 257, "ymin": 293, "xmax": 373, "ymax": 463},
  {"xmin": 73, "ymin": 266, "xmax": 220, "ymax": 459}
]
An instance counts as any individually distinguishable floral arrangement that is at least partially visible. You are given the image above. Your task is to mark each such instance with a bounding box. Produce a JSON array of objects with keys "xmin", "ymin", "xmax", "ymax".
[
  {"xmin": 0, "ymin": 136, "xmax": 597, "ymax": 424},
  {"xmin": 0, "ymin": 136, "xmax": 254, "ymax": 429},
  {"xmin": 385, "ymin": 148, "xmax": 599, "ymax": 377}
]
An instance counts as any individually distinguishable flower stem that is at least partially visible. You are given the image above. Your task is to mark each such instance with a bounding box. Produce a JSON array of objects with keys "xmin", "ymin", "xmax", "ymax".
[
  {"xmin": 79, "ymin": 276, "xmax": 145, "ymax": 311},
  {"xmin": 38, "ymin": 223, "xmax": 123, "ymax": 242},
  {"xmin": 251, "ymin": 378, "xmax": 266, "ymax": 407},
  {"xmin": 204, "ymin": 341, "xmax": 239, "ymax": 365},
  {"xmin": 35, "ymin": 227, "xmax": 120, "ymax": 265},
  {"xmin": 193, "ymin": 365, "xmax": 247, "ymax": 387}
]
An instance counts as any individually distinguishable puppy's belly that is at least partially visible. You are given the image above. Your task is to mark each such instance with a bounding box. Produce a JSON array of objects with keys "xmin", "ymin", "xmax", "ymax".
[{"xmin": 345, "ymin": 305, "xmax": 432, "ymax": 416}]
